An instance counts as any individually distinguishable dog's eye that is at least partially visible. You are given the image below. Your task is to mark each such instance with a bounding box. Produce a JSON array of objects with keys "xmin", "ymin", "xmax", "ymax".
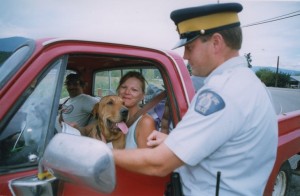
[{"xmin": 107, "ymin": 101, "xmax": 113, "ymax": 105}]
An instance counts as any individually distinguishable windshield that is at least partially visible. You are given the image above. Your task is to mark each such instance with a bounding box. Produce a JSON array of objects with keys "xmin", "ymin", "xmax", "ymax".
[{"xmin": 0, "ymin": 37, "xmax": 35, "ymax": 88}]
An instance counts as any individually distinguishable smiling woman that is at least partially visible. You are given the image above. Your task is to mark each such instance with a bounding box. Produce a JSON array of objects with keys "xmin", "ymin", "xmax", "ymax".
[
  {"xmin": 93, "ymin": 68, "xmax": 168, "ymax": 147},
  {"xmin": 115, "ymin": 71, "xmax": 156, "ymax": 148}
]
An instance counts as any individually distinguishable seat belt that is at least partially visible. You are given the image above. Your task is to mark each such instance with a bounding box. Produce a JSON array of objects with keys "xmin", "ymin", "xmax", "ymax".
[
  {"xmin": 160, "ymin": 101, "xmax": 170, "ymax": 134},
  {"xmin": 126, "ymin": 90, "xmax": 167, "ymax": 127}
]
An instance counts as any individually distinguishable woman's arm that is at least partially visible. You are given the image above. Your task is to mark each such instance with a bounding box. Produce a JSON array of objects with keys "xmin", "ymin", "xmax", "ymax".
[{"xmin": 135, "ymin": 114, "xmax": 156, "ymax": 148}]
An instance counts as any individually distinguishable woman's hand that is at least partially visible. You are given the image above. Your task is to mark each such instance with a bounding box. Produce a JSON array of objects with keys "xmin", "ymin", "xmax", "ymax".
[{"xmin": 147, "ymin": 130, "xmax": 168, "ymax": 148}]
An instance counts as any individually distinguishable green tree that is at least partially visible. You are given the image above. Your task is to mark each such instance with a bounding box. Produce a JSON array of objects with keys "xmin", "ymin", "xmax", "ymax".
[
  {"xmin": 276, "ymin": 72, "xmax": 290, "ymax": 87},
  {"xmin": 255, "ymin": 68, "xmax": 290, "ymax": 87}
]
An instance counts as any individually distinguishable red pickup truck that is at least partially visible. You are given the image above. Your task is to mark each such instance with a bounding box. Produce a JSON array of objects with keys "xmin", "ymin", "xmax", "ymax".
[{"xmin": 1, "ymin": 37, "xmax": 299, "ymax": 196}]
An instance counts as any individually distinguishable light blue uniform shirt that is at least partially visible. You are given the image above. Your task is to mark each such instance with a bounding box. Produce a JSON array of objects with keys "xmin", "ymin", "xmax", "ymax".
[{"xmin": 165, "ymin": 56, "xmax": 278, "ymax": 196}]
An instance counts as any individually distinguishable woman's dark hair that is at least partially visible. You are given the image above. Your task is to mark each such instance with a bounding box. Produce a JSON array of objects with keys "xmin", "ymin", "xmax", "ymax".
[{"xmin": 117, "ymin": 71, "xmax": 147, "ymax": 93}]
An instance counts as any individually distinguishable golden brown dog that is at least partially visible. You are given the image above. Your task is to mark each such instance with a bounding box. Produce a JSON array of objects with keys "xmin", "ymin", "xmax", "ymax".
[{"xmin": 79, "ymin": 95, "xmax": 129, "ymax": 149}]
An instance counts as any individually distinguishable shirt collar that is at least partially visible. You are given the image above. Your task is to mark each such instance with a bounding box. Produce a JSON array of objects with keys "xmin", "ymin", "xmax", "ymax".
[{"xmin": 204, "ymin": 56, "xmax": 247, "ymax": 84}]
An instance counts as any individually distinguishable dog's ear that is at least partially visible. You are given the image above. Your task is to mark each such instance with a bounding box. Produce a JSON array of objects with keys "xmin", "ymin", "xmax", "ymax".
[{"xmin": 92, "ymin": 103, "xmax": 99, "ymax": 119}]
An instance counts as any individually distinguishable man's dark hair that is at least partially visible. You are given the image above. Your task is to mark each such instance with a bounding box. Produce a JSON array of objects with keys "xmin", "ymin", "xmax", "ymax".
[{"xmin": 65, "ymin": 73, "xmax": 86, "ymax": 87}]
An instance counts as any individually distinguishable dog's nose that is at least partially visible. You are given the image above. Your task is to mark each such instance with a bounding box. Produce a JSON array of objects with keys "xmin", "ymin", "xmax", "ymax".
[{"xmin": 121, "ymin": 108, "xmax": 128, "ymax": 121}]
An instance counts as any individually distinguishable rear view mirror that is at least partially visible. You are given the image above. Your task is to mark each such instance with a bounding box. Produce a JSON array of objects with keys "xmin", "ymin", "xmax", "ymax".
[{"xmin": 42, "ymin": 133, "xmax": 115, "ymax": 193}]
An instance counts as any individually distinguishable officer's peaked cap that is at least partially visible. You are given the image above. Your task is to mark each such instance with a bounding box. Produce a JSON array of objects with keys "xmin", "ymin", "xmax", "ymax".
[{"xmin": 170, "ymin": 3, "xmax": 243, "ymax": 49}]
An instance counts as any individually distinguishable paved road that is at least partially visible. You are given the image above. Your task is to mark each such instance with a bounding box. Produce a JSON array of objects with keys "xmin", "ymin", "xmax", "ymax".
[{"xmin": 268, "ymin": 87, "xmax": 300, "ymax": 114}]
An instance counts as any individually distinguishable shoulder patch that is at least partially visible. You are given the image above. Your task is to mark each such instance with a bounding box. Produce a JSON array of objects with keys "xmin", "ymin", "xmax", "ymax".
[{"xmin": 194, "ymin": 90, "xmax": 225, "ymax": 116}]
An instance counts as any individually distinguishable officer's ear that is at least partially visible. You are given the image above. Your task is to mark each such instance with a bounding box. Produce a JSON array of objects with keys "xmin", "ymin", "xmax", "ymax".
[{"xmin": 211, "ymin": 33, "xmax": 225, "ymax": 52}]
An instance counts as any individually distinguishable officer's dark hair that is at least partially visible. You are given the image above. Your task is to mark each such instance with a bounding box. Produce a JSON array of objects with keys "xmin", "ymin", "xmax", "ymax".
[{"xmin": 199, "ymin": 26, "xmax": 242, "ymax": 50}]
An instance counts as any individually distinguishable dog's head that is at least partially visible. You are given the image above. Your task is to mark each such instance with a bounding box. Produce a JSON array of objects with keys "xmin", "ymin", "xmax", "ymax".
[{"xmin": 92, "ymin": 95, "xmax": 128, "ymax": 136}]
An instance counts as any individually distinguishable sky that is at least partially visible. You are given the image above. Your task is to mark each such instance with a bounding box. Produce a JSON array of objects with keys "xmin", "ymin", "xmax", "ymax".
[{"xmin": 1, "ymin": 0, "xmax": 300, "ymax": 71}]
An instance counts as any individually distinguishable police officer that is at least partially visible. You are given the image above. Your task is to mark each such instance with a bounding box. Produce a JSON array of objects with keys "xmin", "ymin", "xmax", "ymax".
[{"xmin": 113, "ymin": 3, "xmax": 278, "ymax": 195}]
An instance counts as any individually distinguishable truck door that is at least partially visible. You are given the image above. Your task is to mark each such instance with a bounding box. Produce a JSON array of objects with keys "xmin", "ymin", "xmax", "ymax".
[{"xmin": 0, "ymin": 56, "xmax": 67, "ymax": 195}]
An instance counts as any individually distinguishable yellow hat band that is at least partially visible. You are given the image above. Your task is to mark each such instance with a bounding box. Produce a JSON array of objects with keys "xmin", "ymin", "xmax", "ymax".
[{"xmin": 177, "ymin": 12, "xmax": 239, "ymax": 34}]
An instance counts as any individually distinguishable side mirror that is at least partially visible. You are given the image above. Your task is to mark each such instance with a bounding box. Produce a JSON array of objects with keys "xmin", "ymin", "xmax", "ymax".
[{"xmin": 42, "ymin": 133, "xmax": 115, "ymax": 193}]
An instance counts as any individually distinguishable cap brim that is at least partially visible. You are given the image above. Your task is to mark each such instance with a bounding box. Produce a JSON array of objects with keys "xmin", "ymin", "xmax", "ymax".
[{"xmin": 172, "ymin": 35, "xmax": 200, "ymax": 49}]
